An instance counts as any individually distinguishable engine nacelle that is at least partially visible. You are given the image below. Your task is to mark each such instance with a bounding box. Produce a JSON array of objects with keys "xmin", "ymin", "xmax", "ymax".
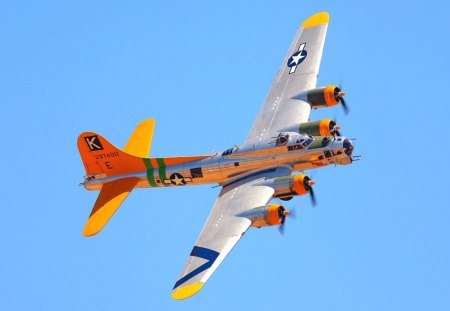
[
  {"xmin": 299, "ymin": 119, "xmax": 338, "ymax": 136},
  {"xmin": 241, "ymin": 204, "xmax": 286, "ymax": 228},
  {"xmin": 306, "ymin": 85, "xmax": 342, "ymax": 108},
  {"xmin": 272, "ymin": 174, "xmax": 313, "ymax": 200}
]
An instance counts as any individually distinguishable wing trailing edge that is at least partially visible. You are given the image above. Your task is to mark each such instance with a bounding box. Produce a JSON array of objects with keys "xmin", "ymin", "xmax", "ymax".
[{"xmin": 171, "ymin": 167, "xmax": 292, "ymax": 299}]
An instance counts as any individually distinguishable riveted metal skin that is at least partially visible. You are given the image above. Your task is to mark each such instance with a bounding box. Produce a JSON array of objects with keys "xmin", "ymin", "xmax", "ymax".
[
  {"xmin": 83, "ymin": 135, "xmax": 353, "ymax": 191},
  {"xmin": 78, "ymin": 12, "xmax": 358, "ymax": 300}
]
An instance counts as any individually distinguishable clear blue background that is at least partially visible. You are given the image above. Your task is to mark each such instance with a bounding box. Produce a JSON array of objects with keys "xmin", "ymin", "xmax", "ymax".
[{"xmin": 1, "ymin": 1, "xmax": 449, "ymax": 310}]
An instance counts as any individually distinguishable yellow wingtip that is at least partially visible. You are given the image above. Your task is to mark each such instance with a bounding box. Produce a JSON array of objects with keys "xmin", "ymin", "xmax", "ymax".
[
  {"xmin": 301, "ymin": 12, "xmax": 329, "ymax": 28},
  {"xmin": 171, "ymin": 283, "xmax": 204, "ymax": 300}
]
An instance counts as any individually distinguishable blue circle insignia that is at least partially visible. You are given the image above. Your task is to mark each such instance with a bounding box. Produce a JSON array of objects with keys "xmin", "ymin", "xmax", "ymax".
[{"xmin": 287, "ymin": 50, "xmax": 307, "ymax": 68}]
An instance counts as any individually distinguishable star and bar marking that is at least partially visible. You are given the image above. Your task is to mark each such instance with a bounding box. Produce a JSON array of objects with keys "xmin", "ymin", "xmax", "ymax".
[
  {"xmin": 287, "ymin": 42, "xmax": 307, "ymax": 74},
  {"xmin": 164, "ymin": 173, "xmax": 192, "ymax": 186}
]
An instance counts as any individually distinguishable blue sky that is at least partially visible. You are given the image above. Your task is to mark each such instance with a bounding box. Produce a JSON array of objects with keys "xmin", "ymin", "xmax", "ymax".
[{"xmin": 1, "ymin": 1, "xmax": 450, "ymax": 310}]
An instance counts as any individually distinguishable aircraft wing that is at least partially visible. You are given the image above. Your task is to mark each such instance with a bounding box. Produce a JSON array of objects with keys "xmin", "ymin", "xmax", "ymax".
[
  {"xmin": 171, "ymin": 166, "xmax": 292, "ymax": 300},
  {"xmin": 245, "ymin": 12, "xmax": 329, "ymax": 145}
]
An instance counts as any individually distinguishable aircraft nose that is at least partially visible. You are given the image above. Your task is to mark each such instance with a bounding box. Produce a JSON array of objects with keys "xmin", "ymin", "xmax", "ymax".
[{"xmin": 343, "ymin": 138, "xmax": 354, "ymax": 157}]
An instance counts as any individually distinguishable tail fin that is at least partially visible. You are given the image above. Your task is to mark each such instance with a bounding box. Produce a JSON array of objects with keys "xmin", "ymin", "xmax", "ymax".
[
  {"xmin": 78, "ymin": 133, "xmax": 144, "ymax": 236},
  {"xmin": 77, "ymin": 119, "xmax": 155, "ymax": 178},
  {"xmin": 77, "ymin": 134, "xmax": 148, "ymax": 178},
  {"xmin": 78, "ymin": 119, "xmax": 210, "ymax": 236},
  {"xmin": 79, "ymin": 119, "xmax": 155, "ymax": 236}
]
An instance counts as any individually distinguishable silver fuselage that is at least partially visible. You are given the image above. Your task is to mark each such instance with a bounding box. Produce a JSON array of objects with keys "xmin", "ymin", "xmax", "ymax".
[{"xmin": 83, "ymin": 135, "xmax": 353, "ymax": 191}]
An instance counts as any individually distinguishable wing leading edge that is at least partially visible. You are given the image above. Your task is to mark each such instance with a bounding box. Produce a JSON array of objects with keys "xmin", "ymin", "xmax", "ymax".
[
  {"xmin": 172, "ymin": 12, "xmax": 330, "ymax": 299},
  {"xmin": 171, "ymin": 167, "xmax": 292, "ymax": 299},
  {"xmin": 245, "ymin": 12, "xmax": 329, "ymax": 145}
]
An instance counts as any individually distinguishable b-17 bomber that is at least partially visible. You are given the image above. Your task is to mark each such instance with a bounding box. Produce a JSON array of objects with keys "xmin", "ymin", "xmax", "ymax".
[{"xmin": 78, "ymin": 12, "xmax": 356, "ymax": 299}]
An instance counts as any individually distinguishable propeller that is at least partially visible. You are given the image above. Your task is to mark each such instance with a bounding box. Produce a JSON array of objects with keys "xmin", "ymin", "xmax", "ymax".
[
  {"xmin": 334, "ymin": 87, "xmax": 349, "ymax": 115},
  {"xmin": 303, "ymin": 176, "xmax": 317, "ymax": 207},
  {"xmin": 329, "ymin": 120, "xmax": 342, "ymax": 137},
  {"xmin": 332, "ymin": 115, "xmax": 342, "ymax": 137},
  {"xmin": 278, "ymin": 207, "xmax": 295, "ymax": 236}
]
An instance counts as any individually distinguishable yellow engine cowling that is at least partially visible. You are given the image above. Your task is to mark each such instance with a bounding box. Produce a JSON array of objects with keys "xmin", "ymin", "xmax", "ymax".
[
  {"xmin": 244, "ymin": 204, "xmax": 286, "ymax": 228},
  {"xmin": 298, "ymin": 119, "xmax": 338, "ymax": 136},
  {"xmin": 272, "ymin": 174, "xmax": 313, "ymax": 200},
  {"xmin": 306, "ymin": 85, "xmax": 341, "ymax": 108}
]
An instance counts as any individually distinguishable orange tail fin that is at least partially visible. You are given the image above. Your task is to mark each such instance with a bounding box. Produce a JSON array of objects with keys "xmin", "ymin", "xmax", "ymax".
[
  {"xmin": 78, "ymin": 120, "xmax": 155, "ymax": 236},
  {"xmin": 78, "ymin": 119, "xmax": 210, "ymax": 236},
  {"xmin": 77, "ymin": 131, "xmax": 150, "ymax": 179}
]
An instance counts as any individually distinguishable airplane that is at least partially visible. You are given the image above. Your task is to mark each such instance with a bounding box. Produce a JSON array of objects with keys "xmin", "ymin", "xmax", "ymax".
[{"xmin": 77, "ymin": 11, "xmax": 356, "ymax": 300}]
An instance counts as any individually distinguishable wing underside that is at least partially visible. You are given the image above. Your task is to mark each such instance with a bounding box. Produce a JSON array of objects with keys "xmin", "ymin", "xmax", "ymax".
[
  {"xmin": 171, "ymin": 166, "xmax": 292, "ymax": 299},
  {"xmin": 171, "ymin": 12, "xmax": 331, "ymax": 300},
  {"xmin": 245, "ymin": 12, "xmax": 329, "ymax": 145}
]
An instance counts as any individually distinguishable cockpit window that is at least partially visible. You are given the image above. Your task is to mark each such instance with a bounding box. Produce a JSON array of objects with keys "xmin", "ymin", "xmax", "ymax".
[
  {"xmin": 302, "ymin": 137, "xmax": 313, "ymax": 147},
  {"xmin": 222, "ymin": 148, "xmax": 233, "ymax": 156},
  {"xmin": 296, "ymin": 135, "xmax": 314, "ymax": 148},
  {"xmin": 276, "ymin": 133, "xmax": 289, "ymax": 146}
]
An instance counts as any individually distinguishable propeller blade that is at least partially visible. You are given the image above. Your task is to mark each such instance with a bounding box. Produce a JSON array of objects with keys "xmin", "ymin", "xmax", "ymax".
[
  {"xmin": 340, "ymin": 97, "xmax": 350, "ymax": 115},
  {"xmin": 309, "ymin": 187, "xmax": 317, "ymax": 207},
  {"xmin": 278, "ymin": 208, "xmax": 295, "ymax": 236},
  {"xmin": 279, "ymin": 223, "xmax": 285, "ymax": 236}
]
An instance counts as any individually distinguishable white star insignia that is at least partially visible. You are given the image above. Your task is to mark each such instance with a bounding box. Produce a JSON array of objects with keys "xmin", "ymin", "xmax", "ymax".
[
  {"xmin": 172, "ymin": 175, "xmax": 184, "ymax": 185},
  {"xmin": 292, "ymin": 53, "xmax": 305, "ymax": 65}
]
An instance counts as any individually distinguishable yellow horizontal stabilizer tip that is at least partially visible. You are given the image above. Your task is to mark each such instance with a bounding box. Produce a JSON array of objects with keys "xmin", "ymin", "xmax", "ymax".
[
  {"xmin": 82, "ymin": 178, "xmax": 138, "ymax": 237},
  {"xmin": 171, "ymin": 283, "xmax": 204, "ymax": 300},
  {"xmin": 301, "ymin": 12, "xmax": 329, "ymax": 28},
  {"xmin": 123, "ymin": 118, "xmax": 156, "ymax": 158}
]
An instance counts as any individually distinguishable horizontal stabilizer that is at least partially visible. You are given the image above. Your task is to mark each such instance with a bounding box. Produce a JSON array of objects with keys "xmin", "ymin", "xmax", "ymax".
[
  {"xmin": 124, "ymin": 118, "xmax": 155, "ymax": 157},
  {"xmin": 83, "ymin": 177, "xmax": 139, "ymax": 237}
]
